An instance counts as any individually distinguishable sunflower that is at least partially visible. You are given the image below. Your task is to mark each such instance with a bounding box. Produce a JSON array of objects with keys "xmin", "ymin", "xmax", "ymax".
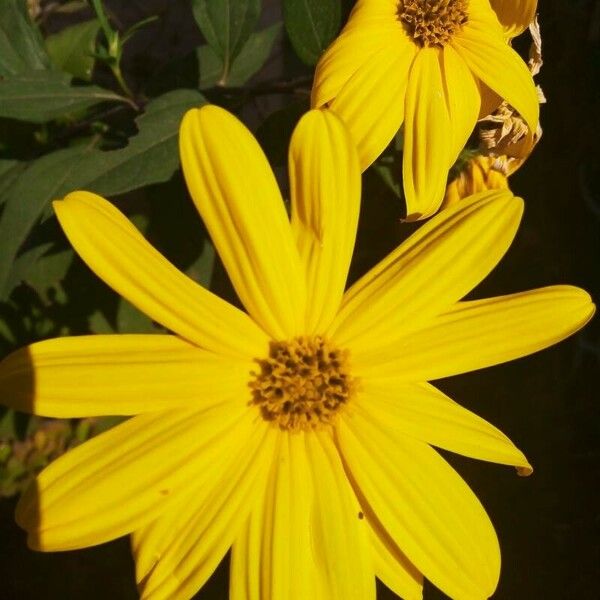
[
  {"xmin": 312, "ymin": 0, "xmax": 539, "ymax": 220},
  {"xmin": 0, "ymin": 106, "xmax": 593, "ymax": 600}
]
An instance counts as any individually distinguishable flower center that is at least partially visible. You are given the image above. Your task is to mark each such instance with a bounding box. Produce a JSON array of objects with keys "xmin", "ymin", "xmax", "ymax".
[
  {"xmin": 249, "ymin": 336, "xmax": 355, "ymax": 431},
  {"xmin": 397, "ymin": 0, "xmax": 469, "ymax": 47}
]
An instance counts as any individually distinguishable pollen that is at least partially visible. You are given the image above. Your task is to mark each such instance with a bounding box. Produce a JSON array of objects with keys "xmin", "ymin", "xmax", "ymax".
[
  {"xmin": 398, "ymin": 0, "xmax": 469, "ymax": 47},
  {"xmin": 249, "ymin": 336, "xmax": 355, "ymax": 431}
]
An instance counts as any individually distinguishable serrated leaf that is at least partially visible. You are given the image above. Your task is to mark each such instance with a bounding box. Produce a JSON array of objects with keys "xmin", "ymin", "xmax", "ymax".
[
  {"xmin": 199, "ymin": 22, "xmax": 281, "ymax": 88},
  {"xmin": 0, "ymin": 89, "xmax": 206, "ymax": 299},
  {"xmin": 0, "ymin": 70, "xmax": 127, "ymax": 123},
  {"xmin": 45, "ymin": 19, "xmax": 100, "ymax": 81},
  {"xmin": 0, "ymin": 0, "xmax": 50, "ymax": 76},
  {"xmin": 283, "ymin": 0, "xmax": 341, "ymax": 66},
  {"xmin": 73, "ymin": 89, "xmax": 206, "ymax": 197},
  {"xmin": 192, "ymin": 0, "xmax": 261, "ymax": 83}
]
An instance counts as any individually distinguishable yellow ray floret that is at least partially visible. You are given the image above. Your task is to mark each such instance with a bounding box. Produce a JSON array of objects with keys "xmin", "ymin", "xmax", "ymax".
[
  {"xmin": 0, "ymin": 105, "xmax": 593, "ymax": 600},
  {"xmin": 312, "ymin": 0, "xmax": 539, "ymax": 220},
  {"xmin": 490, "ymin": 0, "xmax": 538, "ymax": 37}
]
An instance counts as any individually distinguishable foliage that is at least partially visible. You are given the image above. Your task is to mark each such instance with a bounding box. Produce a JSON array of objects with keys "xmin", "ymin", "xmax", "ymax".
[{"xmin": 283, "ymin": 0, "xmax": 341, "ymax": 65}]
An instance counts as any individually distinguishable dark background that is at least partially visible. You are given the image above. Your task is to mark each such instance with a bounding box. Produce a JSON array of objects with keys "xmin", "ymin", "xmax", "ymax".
[{"xmin": 1, "ymin": 0, "xmax": 599, "ymax": 598}]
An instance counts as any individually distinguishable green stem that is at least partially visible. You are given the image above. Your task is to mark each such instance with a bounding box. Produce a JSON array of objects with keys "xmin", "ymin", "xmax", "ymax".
[
  {"xmin": 218, "ymin": 56, "xmax": 231, "ymax": 87},
  {"xmin": 111, "ymin": 64, "xmax": 135, "ymax": 102},
  {"xmin": 90, "ymin": 0, "xmax": 113, "ymax": 43}
]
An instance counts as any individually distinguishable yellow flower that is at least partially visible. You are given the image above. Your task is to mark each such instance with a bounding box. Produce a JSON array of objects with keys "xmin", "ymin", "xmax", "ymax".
[
  {"xmin": 312, "ymin": 0, "xmax": 540, "ymax": 220},
  {"xmin": 490, "ymin": 0, "xmax": 538, "ymax": 37},
  {"xmin": 444, "ymin": 154, "xmax": 510, "ymax": 207},
  {"xmin": 0, "ymin": 106, "xmax": 593, "ymax": 600}
]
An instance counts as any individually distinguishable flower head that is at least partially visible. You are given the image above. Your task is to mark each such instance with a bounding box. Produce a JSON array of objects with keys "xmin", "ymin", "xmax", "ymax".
[
  {"xmin": 0, "ymin": 106, "xmax": 593, "ymax": 600},
  {"xmin": 312, "ymin": 0, "xmax": 540, "ymax": 220}
]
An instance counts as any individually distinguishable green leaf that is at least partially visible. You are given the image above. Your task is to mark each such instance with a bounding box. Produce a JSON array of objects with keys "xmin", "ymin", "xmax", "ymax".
[
  {"xmin": 0, "ymin": 70, "xmax": 126, "ymax": 123},
  {"xmin": 0, "ymin": 160, "xmax": 24, "ymax": 205},
  {"xmin": 197, "ymin": 47, "xmax": 222, "ymax": 89},
  {"xmin": 6, "ymin": 245, "xmax": 74, "ymax": 301},
  {"xmin": 45, "ymin": 19, "xmax": 100, "ymax": 81},
  {"xmin": 0, "ymin": 142, "xmax": 100, "ymax": 300},
  {"xmin": 199, "ymin": 22, "xmax": 281, "ymax": 88},
  {"xmin": 283, "ymin": 0, "xmax": 341, "ymax": 66},
  {"xmin": 372, "ymin": 162, "xmax": 403, "ymax": 199},
  {"xmin": 0, "ymin": 160, "xmax": 19, "ymax": 180},
  {"xmin": 73, "ymin": 89, "xmax": 206, "ymax": 197},
  {"xmin": 0, "ymin": 0, "xmax": 50, "ymax": 76},
  {"xmin": 0, "ymin": 89, "xmax": 206, "ymax": 299},
  {"xmin": 115, "ymin": 298, "xmax": 158, "ymax": 334},
  {"xmin": 192, "ymin": 0, "xmax": 261, "ymax": 83}
]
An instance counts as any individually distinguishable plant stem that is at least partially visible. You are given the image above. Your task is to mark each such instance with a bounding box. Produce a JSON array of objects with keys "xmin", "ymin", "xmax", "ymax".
[{"xmin": 111, "ymin": 64, "xmax": 135, "ymax": 102}]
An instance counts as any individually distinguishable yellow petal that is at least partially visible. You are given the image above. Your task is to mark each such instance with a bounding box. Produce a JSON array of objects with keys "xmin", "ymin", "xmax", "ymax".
[
  {"xmin": 0, "ymin": 334, "xmax": 252, "ymax": 417},
  {"xmin": 17, "ymin": 403, "xmax": 254, "ymax": 551},
  {"xmin": 338, "ymin": 411, "xmax": 500, "ymax": 599},
  {"xmin": 489, "ymin": 0, "xmax": 537, "ymax": 37},
  {"xmin": 180, "ymin": 105, "xmax": 306, "ymax": 339},
  {"xmin": 327, "ymin": 40, "xmax": 417, "ymax": 170},
  {"xmin": 356, "ymin": 286, "xmax": 595, "ymax": 381},
  {"xmin": 370, "ymin": 524, "xmax": 423, "ymax": 600},
  {"xmin": 402, "ymin": 47, "xmax": 453, "ymax": 220},
  {"xmin": 453, "ymin": 18, "xmax": 539, "ymax": 148},
  {"xmin": 354, "ymin": 381, "xmax": 532, "ymax": 475},
  {"xmin": 230, "ymin": 433, "xmax": 320, "ymax": 600},
  {"xmin": 328, "ymin": 191, "xmax": 522, "ymax": 357},
  {"xmin": 305, "ymin": 432, "xmax": 374, "ymax": 599},
  {"xmin": 478, "ymin": 81, "xmax": 502, "ymax": 119},
  {"xmin": 441, "ymin": 45, "xmax": 481, "ymax": 161},
  {"xmin": 54, "ymin": 192, "xmax": 267, "ymax": 359},
  {"xmin": 135, "ymin": 422, "xmax": 275, "ymax": 600},
  {"xmin": 231, "ymin": 431, "xmax": 374, "ymax": 600},
  {"xmin": 312, "ymin": 23, "xmax": 401, "ymax": 109},
  {"xmin": 289, "ymin": 110, "xmax": 361, "ymax": 333}
]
